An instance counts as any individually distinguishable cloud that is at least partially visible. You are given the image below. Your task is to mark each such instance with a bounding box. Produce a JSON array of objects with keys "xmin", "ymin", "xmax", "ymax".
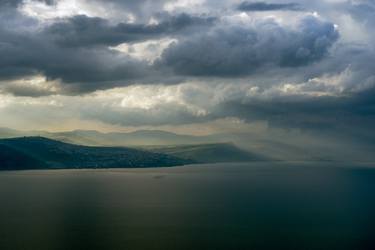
[
  {"xmin": 0, "ymin": 75, "xmax": 62, "ymax": 97},
  {"xmin": 342, "ymin": 0, "xmax": 375, "ymax": 43},
  {"xmin": 0, "ymin": 0, "xmax": 341, "ymax": 95},
  {"xmin": 0, "ymin": 0, "xmax": 23, "ymax": 7},
  {"xmin": 1, "ymin": 79, "xmax": 373, "ymax": 142},
  {"xmin": 72, "ymin": 73, "xmax": 375, "ymax": 138},
  {"xmin": 80, "ymin": 0, "xmax": 178, "ymax": 22},
  {"xmin": 158, "ymin": 15, "xmax": 339, "ymax": 76},
  {"xmin": 0, "ymin": 6, "xmax": 217, "ymax": 94},
  {"xmin": 0, "ymin": 0, "xmax": 374, "ymax": 161},
  {"xmin": 45, "ymin": 13, "xmax": 215, "ymax": 47},
  {"xmin": 0, "ymin": 0, "xmax": 54, "ymax": 8},
  {"xmin": 237, "ymin": 1, "xmax": 302, "ymax": 11},
  {"xmin": 79, "ymin": 84, "xmax": 213, "ymax": 126},
  {"xmin": 0, "ymin": 24, "xmax": 151, "ymax": 92},
  {"xmin": 218, "ymin": 89, "xmax": 375, "ymax": 148},
  {"xmin": 344, "ymin": 0, "xmax": 375, "ymax": 23}
]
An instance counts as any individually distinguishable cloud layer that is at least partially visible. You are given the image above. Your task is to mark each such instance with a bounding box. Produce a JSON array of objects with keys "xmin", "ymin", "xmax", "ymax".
[
  {"xmin": 158, "ymin": 15, "xmax": 338, "ymax": 76},
  {"xmin": 0, "ymin": 0, "xmax": 374, "ymax": 156},
  {"xmin": 0, "ymin": 0, "xmax": 341, "ymax": 93},
  {"xmin": 237, "ymin": 1, "xmax": 301, "ymax": 11}
]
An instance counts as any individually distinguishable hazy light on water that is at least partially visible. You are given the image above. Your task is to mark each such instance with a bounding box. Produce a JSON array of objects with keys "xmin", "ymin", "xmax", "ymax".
[{"xmin": 0, "ymin": 162, "xmax": 375, "ymax": 250}]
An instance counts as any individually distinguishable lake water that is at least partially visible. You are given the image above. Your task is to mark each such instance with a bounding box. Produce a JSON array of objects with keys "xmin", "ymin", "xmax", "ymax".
[{"xmin": 0, "ymin": 162, "xmax": 375, "ymax": 250}]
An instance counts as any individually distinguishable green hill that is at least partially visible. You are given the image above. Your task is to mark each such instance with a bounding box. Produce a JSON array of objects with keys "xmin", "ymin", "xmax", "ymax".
[
  {"xmin": 0, "ymin": 137, "xmax": 193, "ymax": 170},
  {"xmin": 0, "ymin": 144, "xmax": 48, "ymax": 170}
]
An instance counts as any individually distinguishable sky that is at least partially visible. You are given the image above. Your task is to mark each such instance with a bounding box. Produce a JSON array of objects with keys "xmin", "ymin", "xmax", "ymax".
[{"xmin": 0, "ymin": 0, "xmax": 374, "ymax": 158}]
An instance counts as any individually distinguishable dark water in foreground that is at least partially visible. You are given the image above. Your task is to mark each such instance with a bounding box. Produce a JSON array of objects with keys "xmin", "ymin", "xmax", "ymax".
[{"xmin": 0, "ymin": 162, "xmax": 375, "ymax": 250}]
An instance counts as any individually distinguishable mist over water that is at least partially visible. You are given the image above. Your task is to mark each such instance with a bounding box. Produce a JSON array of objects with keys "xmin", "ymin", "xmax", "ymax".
[{"xmin": 0, "ymin": 162, "xmax": 375, "ymax": 250}]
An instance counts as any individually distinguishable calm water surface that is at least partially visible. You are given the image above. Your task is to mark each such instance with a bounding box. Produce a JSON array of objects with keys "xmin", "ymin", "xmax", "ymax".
[{"xmin": 0, "ymin": 162, "xmax": 375, "ymax": 250}]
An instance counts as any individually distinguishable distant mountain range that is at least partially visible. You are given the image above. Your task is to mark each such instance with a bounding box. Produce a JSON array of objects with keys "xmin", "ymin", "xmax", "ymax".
[
  {"xmin": 0, "ymin": 137, "xmax": 263, "ymax": 170},
  {"xmin": 142, "ymin": 143, "xmax": 265, "ymax": 163},
  {"xmin": 0, "ymin": 128, "xmax": 294, "ymax": 160},
  {"xmin": 2, "ymin": 127, "xmax": 372, "ymax": 162},
  {"xmin": 0, "ymin": 127, "xmax": 216, "ymax": 146},
  {"xmin": 0, "ymin": 128, "xmax": 316, "ymax": 161}
]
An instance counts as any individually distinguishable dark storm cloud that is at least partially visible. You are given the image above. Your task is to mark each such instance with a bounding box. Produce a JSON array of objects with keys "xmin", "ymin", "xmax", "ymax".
[
  {"xmin": 45, "ymin": 13, "xmax": 216, "ymax": 47},
  {"xmin": 0, "ymin": 24, "xmax": 151, "ymax": 92},
  {"xmin": 158, "ymin": 15, "xmax": 338, "ymax": 76},
  {"xmin": 0, "ymin": 7, "xmax": 213, "ymax": 93},
  {"xmin": 295, "ymin": 42, "xmax": 375, "ymax": 96},
  {"xmin": 93, "ymin": 40, "xmax": 373, "ymax": 131},
  {"xmin": 0, "ymin": 0, "xmax": 23, "ymax": 7},
  {"xmin": 0, "ymin": 0, "xmax": 55, "ymax": 7},
  {"xmin": 215, "ymin": 87, "xmax": 375, "ymax": 142},
  {"xmin": 1, "ymin": 84, "xmax": 57, "ymax": 97},
  {"xmin": 0, "ymin": 0, "xmax": 342, "ymax": 95},
  {"xmin": 0, "ymin": 0, "xmax": 371, "ymax": 101},
  {"xmin": 206, "ymin": 45, "xmax": 375, "ymax": 132},
  {"xmin": 238, "ymin": 1, "xmax": 301, "ymax": 11}
]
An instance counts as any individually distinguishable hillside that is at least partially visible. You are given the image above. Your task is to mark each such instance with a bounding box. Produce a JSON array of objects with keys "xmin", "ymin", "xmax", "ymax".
[
  {"xmin": 0, "ymin": 137, "xmax": 193, "ymax": 170},
  {"xmin": 51, "ymin": 130, "xmax": 213, "ymax": 146},
  {"xmin": 0, "ymin": 144, "xmax": 48, "ymax": 170},
  {"xmin": 0, "ymin": 128, "xmax": 337, "ymax": 161},
  {"xmin": 0, "ymin": 128, "xmax": 216, "ymax": 146},
  {"xmin": 142, "ymin": 143, "xmax": 265, "ymax": 163}
]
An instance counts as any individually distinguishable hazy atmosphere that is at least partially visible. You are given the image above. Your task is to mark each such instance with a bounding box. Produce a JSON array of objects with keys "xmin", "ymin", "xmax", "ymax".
[
  {"xmin": 1, "ymin": 0, "xmax": 375, "ymax": 161},
  {"xmin": 1, "ymin": 1, "xmax": 375, "ymax": 250}
]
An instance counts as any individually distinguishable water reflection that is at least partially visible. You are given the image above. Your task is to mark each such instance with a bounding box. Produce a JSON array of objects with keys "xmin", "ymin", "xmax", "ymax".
[{"xmin": 0, "ymin": 162, "xmax": 374, "ymax": 250}]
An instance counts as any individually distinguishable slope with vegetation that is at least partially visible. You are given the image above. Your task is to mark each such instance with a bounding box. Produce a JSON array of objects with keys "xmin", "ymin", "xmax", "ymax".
[{"xmin": 0, "ymin": 137, "xmax": 193, "ymax": 170}]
